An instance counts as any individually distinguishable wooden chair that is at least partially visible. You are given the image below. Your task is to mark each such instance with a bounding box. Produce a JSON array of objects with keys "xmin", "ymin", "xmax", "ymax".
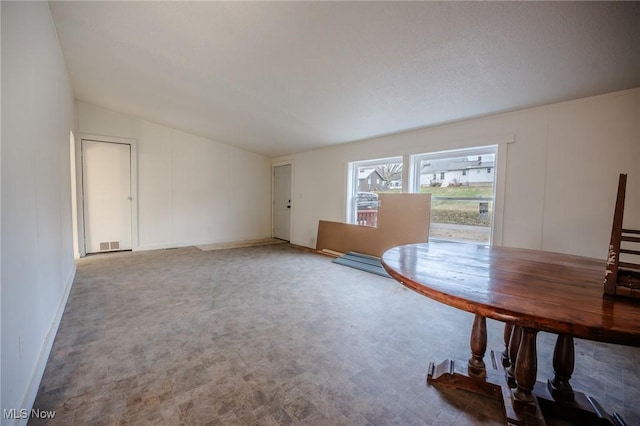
[{"xmin": 604, "ymin": 173, "xmax": 640, "ymax": 299}]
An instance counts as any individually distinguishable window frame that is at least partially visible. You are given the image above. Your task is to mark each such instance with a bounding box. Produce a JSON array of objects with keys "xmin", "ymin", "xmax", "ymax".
[
  {"xmin": 345, "ymin": 135, "xmax": 513, "ymax": 244},
  {"xmin": 347, "ymin": 156, "xmax": 403, "ymax": 224},
  {"xmin": 411, "ymin": 144, "xmax": 499, "ymax": 245}
]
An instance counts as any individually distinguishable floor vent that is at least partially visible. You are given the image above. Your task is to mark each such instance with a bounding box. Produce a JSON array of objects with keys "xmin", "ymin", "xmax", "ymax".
[
  {"xmin": 110, "ymin": 241, "xmax": 120, "ymax": 250},
  {"xmin": 99, "ymin": 242, "xmax": 110, "ymax": 251}
]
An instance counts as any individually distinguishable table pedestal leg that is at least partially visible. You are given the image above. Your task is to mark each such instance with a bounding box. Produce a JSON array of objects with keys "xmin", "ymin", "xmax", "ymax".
[
  {"xmin": 469, "ymin": 314, "xmax": 487, "ymax": 378},
  {"xmin": 507, "ymin": 325, "xmax": 522, "ymax": 388},
  {"xmin": 427, "ymin": 317, "xmax": 545, "ymax": 425},
  {"xmin": 497, "ymin": 328, "xmax": 546, "ymax": 425},
  {"xmin": 513, "ymin": 328, "xmax": 538, "ymax": 403},
  {"xmin": 502, "ymin": 323, "xmax": 513, "ymax": 368},
  {"xmin": 427, "ymin": 314, "xmax": 502, "ymax": 399},
  {"xmin": 424, "ymin": 321, "xmax": 626, "ymax": 426},
  {"xmin": 548, "ymin": 334, "xmax": 574, "ymax": 400},
  {"xmin": 533, "ymin": 334, "xmax": 626, "ymax": 426}
]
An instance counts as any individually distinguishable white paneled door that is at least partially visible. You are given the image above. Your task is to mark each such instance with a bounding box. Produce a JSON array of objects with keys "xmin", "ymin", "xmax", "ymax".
[
  {"xmin": 82, "ymin": 140, "xmax": 132, "ymax": 253},
  {"xmin": 273, "ymin": 164, "xmax": 292, "ymax": 241}
]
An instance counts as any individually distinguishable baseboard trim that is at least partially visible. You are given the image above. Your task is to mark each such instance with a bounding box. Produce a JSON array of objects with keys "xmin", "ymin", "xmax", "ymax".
[
  {"xmin": 290, "ymin": 239, "xmax": 313, "ymax": 250},
  {"xmin": 196, "ymin": 238, "xmax": 287, "ymax": 251},
  {"xmin": 13, "ymin": 265, "xmax": 76, "ymax": 426},
  {"xmin": 135, "ymin": 236, "xmax": 274, "ymax": 252}
]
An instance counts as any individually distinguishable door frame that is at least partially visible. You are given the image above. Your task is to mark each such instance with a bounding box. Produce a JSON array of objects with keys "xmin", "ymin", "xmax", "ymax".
[
  {"xmin": 76, "ymin": 134, "xmax": 138, "ymax": 256},
  {"xmin": 272, "ymin": 160, "xmax": 294, "ymax": 242}
]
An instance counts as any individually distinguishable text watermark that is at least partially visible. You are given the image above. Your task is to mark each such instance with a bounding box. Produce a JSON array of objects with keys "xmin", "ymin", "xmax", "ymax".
[{"xmin": 3, "ymin": 409, "xmax": 56, "ymax": 420}]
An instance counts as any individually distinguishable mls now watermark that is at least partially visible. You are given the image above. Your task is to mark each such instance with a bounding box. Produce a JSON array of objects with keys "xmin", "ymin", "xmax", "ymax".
[{"xmin": 4, "ymin": 408, "xmax": 56, "ymax": 420}]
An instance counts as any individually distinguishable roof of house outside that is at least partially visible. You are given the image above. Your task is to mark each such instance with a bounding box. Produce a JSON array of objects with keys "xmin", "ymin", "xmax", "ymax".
[
  {"xmin": 421, "ymin": 157, "xmax": 495, "ymax": 174},
  {"xmin": 357, "ymin": 168, "xmax": 383, "ymax": 180}
]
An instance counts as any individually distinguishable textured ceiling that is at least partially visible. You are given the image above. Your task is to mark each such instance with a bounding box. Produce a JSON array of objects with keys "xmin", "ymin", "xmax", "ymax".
[{"xmin": 49, "ymin": 1, "xmax": 640, "ymax": 157}]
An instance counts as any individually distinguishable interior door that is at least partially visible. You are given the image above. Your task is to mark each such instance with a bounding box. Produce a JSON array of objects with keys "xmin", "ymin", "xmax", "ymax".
[
  {"xmin": 273, "ymin": 164, "xmax": 292, "ymax": 241},
  {"xmin": 82, "ymin": 140, "xmax": 132, "ymax": 253}
]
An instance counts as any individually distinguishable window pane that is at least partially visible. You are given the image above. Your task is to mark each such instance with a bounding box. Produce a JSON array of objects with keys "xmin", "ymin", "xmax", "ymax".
[
  {"xmin": 416, "ymin": 149, "xmax": 496, "ymax": 244},
  {"xmin": 351, "ymin": 158, "xmax": 403, "ymax": 227}
]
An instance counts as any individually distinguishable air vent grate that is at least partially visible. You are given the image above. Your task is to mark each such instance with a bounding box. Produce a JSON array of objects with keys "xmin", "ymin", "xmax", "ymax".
[
  {"xmin": 110, "ymin": 241, "xmax": 120, "ymax": 250},
  {"xmin": 99, "ymin": 242, "xmax": 110, "ymax": 251}
]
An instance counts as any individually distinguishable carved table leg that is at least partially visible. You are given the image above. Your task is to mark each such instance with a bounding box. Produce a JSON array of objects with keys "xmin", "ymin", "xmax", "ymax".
[
  {"xmin": 469, "ymin": 314, "xmax": 487, "ymax": 378},
  {"xmin": 426, "ymin": 319, "xmax": 546, "ymax": 425},
  {"xmin": 502, "ymin": 328, "xmax": 547, "ymax": 425},
  {"xmin": 548, "ymin": 334, "xmax": 574, "ymax": 401},
  {"xmin": 513, "ymin": 328, "xmax": 538, "ymax": 403},
  {"xmin": 426, "ymin": 314, "xmax": 502, "ymax": 400},
  {"xmin": 502, "ymin": 323, "xmax": 513, "ymax": 368},
  {"xmin": 507, "ymin": 325, "xmax": 522, "ymax": 387},
  {"xmin": 533, "ymin": 334, "xmax": 626, "ymax": 426}
]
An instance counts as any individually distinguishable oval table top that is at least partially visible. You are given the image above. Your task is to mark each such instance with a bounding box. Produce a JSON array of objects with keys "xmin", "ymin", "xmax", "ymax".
[{"xmin": 381, "ymin": 242, "xmax": 640, "ymax": 347}]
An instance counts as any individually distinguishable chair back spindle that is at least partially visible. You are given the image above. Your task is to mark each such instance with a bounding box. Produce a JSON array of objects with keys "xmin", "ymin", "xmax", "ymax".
[{"xmin": 604, "ymin": 174, "xmax": 640, "ymax": 299}]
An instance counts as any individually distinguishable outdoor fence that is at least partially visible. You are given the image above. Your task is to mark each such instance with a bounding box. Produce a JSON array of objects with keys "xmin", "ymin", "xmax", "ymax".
[{"xmin": 357, "ymin": 210, "xmax": 378, "ymax": 227}]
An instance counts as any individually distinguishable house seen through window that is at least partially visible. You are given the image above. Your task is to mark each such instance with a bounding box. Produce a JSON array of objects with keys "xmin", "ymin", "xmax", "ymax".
[
  {"xmin": 414, "ymin": 146, "xmax": 497, "ymax": 244},
  {"xmin": 350, "ymin": 157, "xmax": 403, "ymax": 227}
]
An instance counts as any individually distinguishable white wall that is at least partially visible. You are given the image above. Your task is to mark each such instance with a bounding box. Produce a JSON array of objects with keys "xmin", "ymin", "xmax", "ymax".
[
  {"xmin": 1, "ymin": 2, "xmax": 76, "ymax": 424},
  {"xmin": 76, "ymin": 101, "xmax": 272, "ymax": 250},
  {"xmin": 275, "ymin": 89, "xmax": 640, "ymax": 259}
]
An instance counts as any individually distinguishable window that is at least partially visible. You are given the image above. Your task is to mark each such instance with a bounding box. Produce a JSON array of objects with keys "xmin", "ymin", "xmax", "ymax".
[
  {"xmin": 347, "ymin": 145, "xmax": 498, "ymax": 244},
  {"xmin": 412, "ymin": 145, "xmax": 497, "ymax": 244},
  {"xmin": 348, "ymin": 157, "xmax": 403, "ymax": 226}
]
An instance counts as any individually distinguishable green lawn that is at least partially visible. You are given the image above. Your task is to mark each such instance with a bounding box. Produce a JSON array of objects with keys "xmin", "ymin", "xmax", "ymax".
[
  {"xmin": 422, "ymin": 185, "xmax": 493, "ymax": 226},
  {"xmin": 431, "ymin": 208, "xmax": 491, "ymax": 226},
  {"xmin": 419, "ymin": 185, "xmax": 493, "ymax": 198}
]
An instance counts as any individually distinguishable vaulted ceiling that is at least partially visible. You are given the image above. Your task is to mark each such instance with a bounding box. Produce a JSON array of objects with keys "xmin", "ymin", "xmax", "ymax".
[{"xmin": 49, "ymin": 1, "xmax": 640, "ymax": 157}]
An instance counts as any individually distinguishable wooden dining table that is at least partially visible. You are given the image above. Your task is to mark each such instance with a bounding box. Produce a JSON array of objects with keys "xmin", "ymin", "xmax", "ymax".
[{"xmin": 381, "ymin": 242, "xmax": 640, "ymax": 426}]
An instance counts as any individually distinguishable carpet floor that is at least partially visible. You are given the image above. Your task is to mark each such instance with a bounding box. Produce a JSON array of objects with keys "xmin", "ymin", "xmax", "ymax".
[{"xmin": 30, "ymin": 244, "xmax": 640, "ymax": 425}]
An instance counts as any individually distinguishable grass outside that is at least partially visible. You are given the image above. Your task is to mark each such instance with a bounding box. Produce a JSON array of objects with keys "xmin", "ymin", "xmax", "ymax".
[
  {"xmin": 431, "ymin": 208, "xmax": 491, "ymax": 227},
  {"xmin": 378, "ymin": 186, "xmax": 492, "ymax": 197},
  {"xmin": 423, "ymin": 185, "xmax": 493, "ymax": 227},
  {"xmin": 419, "ymin": 185, "xmax": 493, "ymax": 198}
]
